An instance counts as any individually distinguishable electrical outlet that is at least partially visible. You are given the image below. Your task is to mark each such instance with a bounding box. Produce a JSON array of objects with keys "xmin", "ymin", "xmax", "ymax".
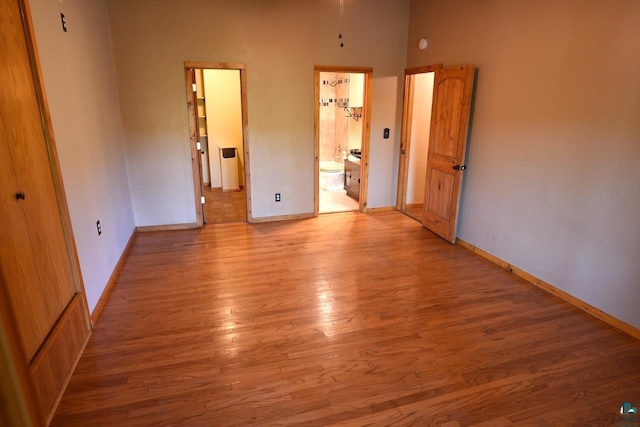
[
  {"xmin": 275, "ymin": 193, "xmax": 281, "ymax": 202},
  {"xmin": 96, "ymin": 220, "xmax": 102, "ymax": 236}
]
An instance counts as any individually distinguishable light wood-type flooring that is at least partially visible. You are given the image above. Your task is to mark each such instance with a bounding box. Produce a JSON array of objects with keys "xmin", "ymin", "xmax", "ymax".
[
  {"xmin": 203, "ymin": 186, "xmax": 246, "ymax": 224},
  {"xmin": 52, "ymin": 212, "xmax": 640, "ymax": 426},
  {"xmin": 401, "ymin": 204, "xmax": 424, "ymax": 223}
]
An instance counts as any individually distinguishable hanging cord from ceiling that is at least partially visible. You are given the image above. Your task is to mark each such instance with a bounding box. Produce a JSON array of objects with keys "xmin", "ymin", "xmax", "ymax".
[{"xmin": 338, "ymin": 0, "xmax": 344, "ymax": 47}]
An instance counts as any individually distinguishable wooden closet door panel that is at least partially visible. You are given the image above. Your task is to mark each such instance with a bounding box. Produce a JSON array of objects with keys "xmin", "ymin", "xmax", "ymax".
[
  {"xmin": 0, "ymin": 133, "xmax": 52, "ymax": 361},
  {"xmin": 421, "ymin": 65, "xmax": 474, "ymax": 243},
  {"xmin": 0, "ymin": 0, "xmax": 76, "ymax": 360}
]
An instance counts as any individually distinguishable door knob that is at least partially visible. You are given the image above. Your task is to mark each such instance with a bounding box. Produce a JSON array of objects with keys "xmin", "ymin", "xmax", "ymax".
[
  {"xmin": 15, "ymin": 192, "xmax": 25, "ymax": 200},
  {"xmin": 452, "ymin": 165, "xmax": 466, "ymax": 171}
]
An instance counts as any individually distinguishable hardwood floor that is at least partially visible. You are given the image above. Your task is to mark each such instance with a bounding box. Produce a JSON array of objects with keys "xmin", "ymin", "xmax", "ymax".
[
  {"xmin": 52, "ymin": 212, "xmax": 640, "ymax": 426},
  {"xmin": 401, "ymin": 204, "xmax": 424, "ymax": 223},
  {"xmin": 203, "ymin": 186, "xmax": 246, "ymax": 224}
]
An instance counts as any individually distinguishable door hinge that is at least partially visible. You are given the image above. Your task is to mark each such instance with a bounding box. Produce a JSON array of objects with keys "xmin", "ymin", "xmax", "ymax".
[
  {"xmin": 192, "ymin": 83, "xmax": 197, "ymax": 93},
  {"xmin": 201, "ymin": 196, "xmax": 205, "ymax": 204},
  {"xmin": 196, "ymin": 142, "xmax": 201, "ymax": 151}
]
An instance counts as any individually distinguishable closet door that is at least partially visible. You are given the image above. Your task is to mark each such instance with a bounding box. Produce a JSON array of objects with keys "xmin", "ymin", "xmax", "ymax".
[
  {"xmin": 0, "ymin": 0, "xmax": 91, "ymax": 422},
  {"xmin": 422, "ymin": 65, "xmax": 475, "ymax": 243}
]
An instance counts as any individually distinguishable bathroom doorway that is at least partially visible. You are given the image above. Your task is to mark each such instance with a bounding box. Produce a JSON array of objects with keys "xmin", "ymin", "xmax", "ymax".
[
  {"xmin": 185, "ymin": 62, "xmax": 252, "ymax": 226},
  {"xmin": 314, "ymin": 66, "xmax": 371, "ymax": 215}
]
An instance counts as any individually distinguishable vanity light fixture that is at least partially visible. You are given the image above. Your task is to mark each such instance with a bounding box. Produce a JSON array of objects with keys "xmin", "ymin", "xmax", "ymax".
[{"xmin": 344, "ymin": 106, "xmax": 362, "ymax": 122}]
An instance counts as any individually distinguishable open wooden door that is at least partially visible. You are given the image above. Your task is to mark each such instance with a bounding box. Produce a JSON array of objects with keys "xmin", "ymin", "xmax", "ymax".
[
  {"xmin": 1, "ymin": 0, "xmax": 91, "ymax": 421},
  {"xmin": 422, "ymin": 65, "xmax": 474, "ymax": 243}
]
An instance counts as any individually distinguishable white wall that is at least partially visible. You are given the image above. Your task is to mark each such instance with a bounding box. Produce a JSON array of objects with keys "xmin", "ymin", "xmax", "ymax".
[
  {"xmin": 105, "ymin": 0, "xmax": 411, "ymax": 224},
  {"xmin": 348, "ymin": 73, "xmax": 364, "ymax": 151},
  {"xmin": 407, "ymin": 0, "xmax": 640, "ymax": 328},
  {"xmin": 30, "ymin": 0, "xmax": 134, "ymax": 312},
  {"xmin": 406, "ymin": 72, "xmax": 434, "ymax": 204},
  {"xmin": 204, "ymin": 70, "xmax": 244, "ymax": 188},
  {"xmin": 349, "ymin": 73, "xmax": 365, "ymax": 108}
]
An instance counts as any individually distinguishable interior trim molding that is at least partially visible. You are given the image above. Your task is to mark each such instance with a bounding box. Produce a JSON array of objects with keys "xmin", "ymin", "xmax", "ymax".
[
  {"xmin": 456, "ymin": 238, "xmax": 640, "ymax": 341},
  {"xmin": 252, "ymin": 213, "xmax": 314, "ymax": 224},
  {"xmin": 314, "ymin": 65, "xmax": 373, "ymax": 73},
  {"xmin": 90, "ymin": 229, "xmax": 137, "ymax": 326},
  {"xmin": 184, "ymin": 61, "xmax": 245, "ymax": 70},
  {"xmin": 364, "ymin": 206, "xmax": 395, "ymax": 213},
  {"xmin": 136, "ymin": 223, "xmax": 198, "ymax": 232}
]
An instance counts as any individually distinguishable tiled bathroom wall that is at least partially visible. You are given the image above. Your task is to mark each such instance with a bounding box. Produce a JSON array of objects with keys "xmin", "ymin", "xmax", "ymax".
[{"xmin": 319, "ymin": 73, "xmax": 352, "ymax": 163}]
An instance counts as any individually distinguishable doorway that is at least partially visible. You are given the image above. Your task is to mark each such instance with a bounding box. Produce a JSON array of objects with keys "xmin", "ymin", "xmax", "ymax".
[
  {"xmin": 185, "ymin": 62, "xmax": 252, "ymax": 226},
  {"xmin": 314, "ymin": 66, "xmax": 372, "ymax": 216},
  {"xmin": 397, "ymin": 66, "xmax": 439, "ymax": 222}
]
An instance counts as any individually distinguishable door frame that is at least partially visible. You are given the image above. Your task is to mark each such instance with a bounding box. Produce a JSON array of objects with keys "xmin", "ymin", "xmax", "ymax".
[
  {"xmin": 314, "ymin": 65, "xmax": 373, "ymax": 216},
  {"xmin": 396, "ymin": 64, "xmax": 442, "ymax": 214},
  {"xmin": 184, "ymin": 61, "xmax": 253, "ymax": 226}
]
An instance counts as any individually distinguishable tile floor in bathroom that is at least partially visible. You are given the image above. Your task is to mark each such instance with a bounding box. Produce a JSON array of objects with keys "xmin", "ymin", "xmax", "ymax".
[{"xmin": 319, "ymin": 189, "xmax": 359, "ymax": 213}]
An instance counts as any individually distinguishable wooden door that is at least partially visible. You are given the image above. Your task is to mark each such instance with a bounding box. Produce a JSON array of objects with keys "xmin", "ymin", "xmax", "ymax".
[
  {"xmin": 422, "ymin": 65, "xmax": 474, "ymax": 243},
  {"xmin": 1, "ymin": 0, "xmax": 90, "ymax": 421}
]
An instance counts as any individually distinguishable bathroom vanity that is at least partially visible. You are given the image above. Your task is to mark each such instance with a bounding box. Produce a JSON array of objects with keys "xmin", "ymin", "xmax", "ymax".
[{"xmin": 344, "ymin": 158, "xmax": 361, "ymax": 201}]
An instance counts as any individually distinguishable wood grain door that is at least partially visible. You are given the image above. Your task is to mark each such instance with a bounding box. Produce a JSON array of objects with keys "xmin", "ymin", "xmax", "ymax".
[
  {"xmin": 1, "ymin": 0, "xmax": 77, "ymax": 363},
  {"xmin": 1, "ymin": 0, "xmax": 90, "ymax": 421},
  {"xmin": 422, "ymin": 65, "xmax": 474, "ymax": 243}
]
